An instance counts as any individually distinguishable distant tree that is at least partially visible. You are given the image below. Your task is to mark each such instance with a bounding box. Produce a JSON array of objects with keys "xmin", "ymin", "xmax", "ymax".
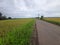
[
  {"xmin": 0, "ymin": 12, "xmax": 2, "ymax": 17},
  {"xmin": 2, "ymin": 15, "xmax": 7, "ymax": 20},
  {"xmin": 0, "ymin": 12, "xmax": 12, "ymax": 20},
  {"xmin": 0, "ymin": 12, "xmax": 7, "ymax": 20},
  {"xmin": 8, "ymin": 17, "xmax": 12, "ymax": 19},
  {"xmin": 0, "ymin": 12, "xmax": 2, "ymax": 20},
  {"xmin": 40, "ymin": 16, "xmax": 44, "ymax": 20}
]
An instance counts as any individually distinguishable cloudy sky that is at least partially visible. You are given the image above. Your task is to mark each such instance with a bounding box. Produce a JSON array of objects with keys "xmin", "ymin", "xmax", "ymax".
[{"xmin": 0, "ymin": 0, "xmax": 60, "ymax": 18}]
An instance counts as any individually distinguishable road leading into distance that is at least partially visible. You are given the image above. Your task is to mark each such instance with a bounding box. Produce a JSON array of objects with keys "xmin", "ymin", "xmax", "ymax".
[{"xmin": 36, "ymin": 19, "xmax": 60, "ymax": 45}]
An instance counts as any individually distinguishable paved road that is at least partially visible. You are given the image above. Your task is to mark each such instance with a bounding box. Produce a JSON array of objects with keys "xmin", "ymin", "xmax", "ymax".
[{"xmin": 36, "ymin": 19, "xmax": 60, "ymax": 45}]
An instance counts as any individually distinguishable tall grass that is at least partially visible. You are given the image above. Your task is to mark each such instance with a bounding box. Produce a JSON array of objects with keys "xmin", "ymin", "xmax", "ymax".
[{"xmin": 0, "ymin": 18, "xmax": 35, "ymax": 45}]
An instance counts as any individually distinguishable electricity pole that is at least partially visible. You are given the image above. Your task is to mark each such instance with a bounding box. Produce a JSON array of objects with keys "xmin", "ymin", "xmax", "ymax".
[{"xmin": 38, "ymin": 14, "xmax": 40, "ymax": 19}]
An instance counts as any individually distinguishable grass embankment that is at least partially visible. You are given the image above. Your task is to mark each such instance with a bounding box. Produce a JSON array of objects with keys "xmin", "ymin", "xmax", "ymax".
[
  {"xmin": 0, "ymin": 18, "xmax": 35, "ymax": 45},
  {"xmin": 43, "ymin": 18, "xmax": 60, "ymax": 26}
]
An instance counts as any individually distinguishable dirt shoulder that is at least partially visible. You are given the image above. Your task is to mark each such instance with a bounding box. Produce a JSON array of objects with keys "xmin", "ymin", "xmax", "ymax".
[{"xmin": 30, "ymin": 22, "xmax": 39, "ymax": 45}]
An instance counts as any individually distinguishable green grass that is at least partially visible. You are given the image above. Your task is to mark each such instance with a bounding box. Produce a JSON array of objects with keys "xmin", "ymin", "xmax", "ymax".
[
  {"xmin": 43, "ymin": 17, "xmax": 60, "ymax": 26},
  {"xmin": 0, "ymin": 18, "xmax": 35, "ymax": 45}
]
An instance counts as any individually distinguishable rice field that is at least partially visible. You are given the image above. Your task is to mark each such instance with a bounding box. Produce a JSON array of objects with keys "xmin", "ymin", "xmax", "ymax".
[
  {"xmin": 0, "ymin": 18, "xmax": 35, "ymax": 45},
  {"xmin": 43, "ymin": 17, "xmax": 60, "ymax": 26}
]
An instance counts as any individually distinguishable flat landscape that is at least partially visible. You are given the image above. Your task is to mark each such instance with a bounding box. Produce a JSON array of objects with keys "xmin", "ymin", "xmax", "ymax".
[
  {"xmin": 0, "ymin": 18, "xmax": 35, "ymax": 45},
  {"xmin": 0, "ymin": 0, "xmax": 60, "ymax": 45}
]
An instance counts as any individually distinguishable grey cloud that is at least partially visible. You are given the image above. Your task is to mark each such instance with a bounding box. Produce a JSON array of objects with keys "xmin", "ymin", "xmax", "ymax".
[{"xmin": 0, "ymin": 0, "xmax": 60, "ymax": 18}]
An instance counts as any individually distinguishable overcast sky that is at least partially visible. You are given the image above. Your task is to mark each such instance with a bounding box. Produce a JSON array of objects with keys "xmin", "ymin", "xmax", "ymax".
[{"xmin": 0, "ymin": 0, "xmax": 60, "ymax": 18}]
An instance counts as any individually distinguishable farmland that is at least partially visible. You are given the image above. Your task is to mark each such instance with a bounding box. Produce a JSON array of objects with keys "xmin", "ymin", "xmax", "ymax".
[
  {"xmin": 0, "ymin": 18, "xmax": 35, "ymax": 45},
  {"xmin": 43, "ymin": 17, "xmax": 60, "ymax": 26}
]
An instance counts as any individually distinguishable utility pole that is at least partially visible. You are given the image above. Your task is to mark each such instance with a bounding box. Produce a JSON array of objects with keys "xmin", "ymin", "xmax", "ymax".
[{"xmin": 38, "ymin": 13, "xmax": 40, "ymax": 19}]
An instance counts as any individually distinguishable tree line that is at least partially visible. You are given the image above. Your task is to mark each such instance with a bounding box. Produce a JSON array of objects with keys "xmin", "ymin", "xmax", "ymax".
[{"xmin": 0, "ymin": 12, "xmax": 12, "ymax": 20}]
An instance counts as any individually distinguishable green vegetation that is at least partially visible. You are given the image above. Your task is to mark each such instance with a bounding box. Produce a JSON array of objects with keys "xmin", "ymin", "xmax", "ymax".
[
  {"xmin": 40, "ymin": 16, "xmax": 44, "ymax": 20},
  {"xmin": 43, "ymin": 18, "xmax": 60, "ymax": 26},
  {"xmin": 0, "ymin": 18, "xmax": 35, "ymax": 45}
]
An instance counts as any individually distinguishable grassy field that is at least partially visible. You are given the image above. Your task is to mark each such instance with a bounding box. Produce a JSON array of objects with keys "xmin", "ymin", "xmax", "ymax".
[
  {"xmin": 43, "ymin": 17, "xmax": 60, "ymax": 26},
  {"xmin": 0, "ymin": 18, "xmax": 35, "ymax": 45}
]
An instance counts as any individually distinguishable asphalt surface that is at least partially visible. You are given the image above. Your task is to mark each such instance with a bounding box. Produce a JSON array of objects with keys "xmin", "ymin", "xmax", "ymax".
[{"xmin": 36, "ymin": 19, "xmax": 60, "ymax": 45}]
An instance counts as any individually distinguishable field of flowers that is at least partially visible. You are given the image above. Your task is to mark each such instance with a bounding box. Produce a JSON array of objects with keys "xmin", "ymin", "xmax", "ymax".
[
  {"xmin": 0, "ymin": 18, "xmax": 35, "ymax": 45},
  {"xmin": 43, "ymin": 17, "xmax": 60, "ymax": 26}
]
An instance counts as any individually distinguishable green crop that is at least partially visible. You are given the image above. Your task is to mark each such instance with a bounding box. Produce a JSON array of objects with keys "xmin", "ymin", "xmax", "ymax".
[
  {"xmin": 0, "ymin": 18, "xmax": 35, "ymax": 45},
  {"xmin": 43, "ymin": 18, "xmax": 60, "ymax": 26}
]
